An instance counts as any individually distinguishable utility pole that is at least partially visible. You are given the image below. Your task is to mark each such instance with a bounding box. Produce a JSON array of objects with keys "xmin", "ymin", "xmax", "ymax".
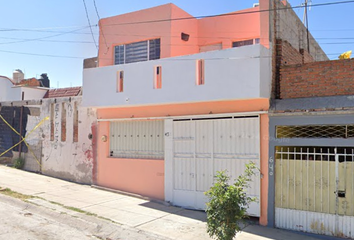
[{"xmin": 303, "ymin": 0, "xmax": 311, "ymax": 53}]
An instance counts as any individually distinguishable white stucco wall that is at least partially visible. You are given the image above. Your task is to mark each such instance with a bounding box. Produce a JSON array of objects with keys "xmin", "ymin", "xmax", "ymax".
[
  {"xmin": 0, "ymin": 77, "xmax": 48, "ymax": 101},
  {"xmin": 21, "ymin": 87, "xmax": 48, "ymax": 100},
  {"xmin": 0, "ymin": 77, "xmax": 21, "ymax": 101},
  {"xmin": 83, "ymin": 45, "xmax": 272, "ymax": 108}
]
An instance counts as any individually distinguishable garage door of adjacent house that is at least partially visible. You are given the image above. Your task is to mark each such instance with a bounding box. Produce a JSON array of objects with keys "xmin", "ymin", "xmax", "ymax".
[
  {"xmin": 275, "ymin": 146, "xmax": 354, "ymax": 238},
  {"xmin": 171, "ymin": 116, "xmax": 261, "ymax": 216}
]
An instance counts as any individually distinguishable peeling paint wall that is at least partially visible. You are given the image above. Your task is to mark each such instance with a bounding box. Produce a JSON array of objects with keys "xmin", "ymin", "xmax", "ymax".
[
  {"xmin": 22, "ymin": 108, "xmax": 42, "ymax": 172},
  {"xmin": 0, "ymin": 97, "xmax": 97, "ymax": 184},
  {"xmin": 40, "ymin": 97, "xmax": 97, "ymax": 184}
]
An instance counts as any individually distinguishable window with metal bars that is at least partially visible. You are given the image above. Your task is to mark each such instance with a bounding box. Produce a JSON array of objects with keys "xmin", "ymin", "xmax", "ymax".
[
  {"xmin": 232, "ymin": 38, "xmax": 259, "ymax": 48},
  {"xmin": 109, "ymin": 120, "xmax": 164, "ymax": 159},
  {"xmin": 114, "ymin": 39, "xmax": 161, "ymax": 65},
  {"xmin": 276, "ymin": 125, "xmax": 354, "ymax": 139}
]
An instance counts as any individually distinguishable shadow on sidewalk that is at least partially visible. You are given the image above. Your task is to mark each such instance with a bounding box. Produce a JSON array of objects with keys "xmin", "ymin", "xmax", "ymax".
[{"xmin": 139, "ymin": 201, "xmax": 207, "ymax": 222}]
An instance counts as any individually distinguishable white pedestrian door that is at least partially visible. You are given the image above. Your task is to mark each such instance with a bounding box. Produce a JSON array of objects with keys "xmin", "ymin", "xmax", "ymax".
[{"xmin": 172, "ymin": 117, "xmax": 260, "ymax": 216}]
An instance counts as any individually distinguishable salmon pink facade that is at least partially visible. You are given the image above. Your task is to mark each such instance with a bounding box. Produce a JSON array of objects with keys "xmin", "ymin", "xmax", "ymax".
[
  {"xmin": 98, "ymin": 3, "xmax": 269, "ymax": 67},
  {"xmin": 84, "ymin": 1, "xmax": 272, "ymax": 226}
]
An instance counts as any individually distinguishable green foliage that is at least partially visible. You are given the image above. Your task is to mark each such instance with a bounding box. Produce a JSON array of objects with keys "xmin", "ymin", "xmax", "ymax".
[
  {"xmin": 13, "ymin": 157, "xmax": 25, "ymax": 169},
  {"xmin": 205, "ymin": 163, "xmax": 258, "ymax": 240}
]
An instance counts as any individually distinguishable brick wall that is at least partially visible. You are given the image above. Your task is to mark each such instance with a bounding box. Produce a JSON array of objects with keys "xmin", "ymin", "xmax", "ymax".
[
  {"xmin": 280, "ymin": 59, "xmax": 354, "ymax": 99},
  {"xmin": 273, "ymin": 39, "xmax": 314, "ymax": 98},
  {"xmin": 277, "ymin": 39, "xmax": 314, "ymax": 66}
]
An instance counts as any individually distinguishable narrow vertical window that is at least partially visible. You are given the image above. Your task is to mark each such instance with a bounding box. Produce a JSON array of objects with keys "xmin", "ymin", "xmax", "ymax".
[
  {"xmin": 154, "ymin": 66, "xmax": 162, "ymax": 89},
  {"xmin": 73, "ymin": 102, "xmax": 79, "ymax": 142},
  {"xmin": 61, "ymin": 103, "xmax": 66, "ymax": 142},
  {"xmin": 196, "ymin": 59, "xmax": 205, "ymax": 85},
  {"xmin": 50, "ymin": 103, "xmax": 54, "ymax": 141},
  {"xmin": 117, "ymin": 71, "xmax": 124, "ymax": 92}
]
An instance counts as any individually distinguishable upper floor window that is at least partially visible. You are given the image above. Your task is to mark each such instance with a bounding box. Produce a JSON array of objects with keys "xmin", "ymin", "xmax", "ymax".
[
  {"xmin": 114, "ymin": 38, "xmax": 161, "ymax": 65},
  {"xmin": 232, "ymin": 38, "xmax": 260, "ymax": 48}
]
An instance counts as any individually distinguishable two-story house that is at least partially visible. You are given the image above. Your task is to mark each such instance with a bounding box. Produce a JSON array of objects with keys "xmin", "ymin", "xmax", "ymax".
[{"xmin": 82, "ymin": 0, "xmax": 327, "ymax": 226}]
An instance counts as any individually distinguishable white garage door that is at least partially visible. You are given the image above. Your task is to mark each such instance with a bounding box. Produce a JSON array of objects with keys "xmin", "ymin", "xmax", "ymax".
[{"xmin": 171, "ymin": 117, "xmax": 260, "ymax": 216}]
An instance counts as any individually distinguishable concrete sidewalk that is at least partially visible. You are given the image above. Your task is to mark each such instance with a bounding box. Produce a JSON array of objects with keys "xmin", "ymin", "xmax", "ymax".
[{"xmin": 0, "ymin": 165, "xmax": 322, "ymax": 240}]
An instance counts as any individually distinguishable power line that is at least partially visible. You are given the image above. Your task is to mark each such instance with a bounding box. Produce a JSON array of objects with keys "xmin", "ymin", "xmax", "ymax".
[
  {"xmin": 0, "ymin": 27, "xmax": 90, "ymax": 45},
  {"xmin": 0, "ymin": 46, "xmax": 342, "ymax": 60},
  {"xmin": 0, "ymin": 36, "xmax": 94, "ymax": 44},
  {"xmin": 102, "ymin": 0, "xmax": 354, "ymax": 27},
  {"xmin": 1, "ymin": 34, "xmax": 353, "ymax": 46},
  {"xmin": 92, "ymin": 0, "xmax": 109, "ymax": 53},
  {"xmin": 82, "ymin": 0, "xmax": 98, "ymax": 50},
  {"xmin": 0, "ymin": 49, "xmax": 84, "ymax": 59},
  {"xmin": 0, "ymin": 1, "xmax": 353, "ymax": 34},
  {"xmin": 0, "ymin": 25, "xmax": 92, "ymax": 31},
  {"xmin": 2, "ymin": 27, "xmax": 354, "ymax": 36}
]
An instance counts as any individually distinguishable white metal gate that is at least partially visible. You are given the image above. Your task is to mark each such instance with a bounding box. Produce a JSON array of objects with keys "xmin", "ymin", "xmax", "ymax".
[
  {"xmin": 172, "ymin": 117, "xmax": 260, "ymax": 216},
  {"xmin": 275, "ymin": 147, "xmax": 354, "ymax": 238}
]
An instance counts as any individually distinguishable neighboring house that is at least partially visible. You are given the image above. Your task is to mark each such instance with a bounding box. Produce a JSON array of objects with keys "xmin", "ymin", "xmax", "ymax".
[
  {"xmin": 262, "ymin": 1, "xmax": 354, "ymax": 238},
  {"xmin": 0, "ymin": 70, "xmax": 49, "ymax": 102},
  {"xmin": 268, "ymin": 57, "xmax": 354, "ymax": 238},
  {"xmin": 0, "ymin": 86, "xmax": 97, "ymax": 185}
]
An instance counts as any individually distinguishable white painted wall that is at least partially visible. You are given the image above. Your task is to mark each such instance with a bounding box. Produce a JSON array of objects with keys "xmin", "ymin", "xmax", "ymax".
[
  {"xmin": 0, "ymin": 77, "xmax": 20, "ymax": 101},
  {"xmin": 0, "ymin": 77, "xmax": 48, "ymax": 101},
  {"xmin": 21, "ymin": 87, "xmax": 48, "ymax": 100},
  {"xmin": 83, "ymin": 45, "xmax": 272, "ymax": 108}
]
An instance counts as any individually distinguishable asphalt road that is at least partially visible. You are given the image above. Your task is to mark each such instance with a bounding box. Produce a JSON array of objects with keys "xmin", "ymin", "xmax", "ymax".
[{"xmin": 0, "ymin": 194, "xmax": 165, "ymax": 240}]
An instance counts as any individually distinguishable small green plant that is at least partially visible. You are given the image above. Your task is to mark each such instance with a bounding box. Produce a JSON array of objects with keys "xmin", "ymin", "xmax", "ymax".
[
  {"xmin": 205, "ymin": 163, "xmax": 257, "ymax": 240},
  {"xmin": 13, "ymin": 157, "xmax": 25, "ymax": 169}
]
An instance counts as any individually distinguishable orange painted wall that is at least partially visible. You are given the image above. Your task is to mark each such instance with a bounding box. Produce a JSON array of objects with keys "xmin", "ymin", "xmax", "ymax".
[
  {"xmin": 96, "ymin": 121, "xmax": 165, "ymax": 200},
  {"xmin": 98, "ymin": 4, "xmax": 173, "ymax": 67},
  {"xmin": 97, "ymin": 98, "xmax": 269, "ymax": 119},
  {"xmin": 198, "ymin": 7, "xmax": 260, "ymax": 49},
  {"xmin": 95, "ymin": 99, "xmax": 269, "ymax": 205},
  {"xmin": 170, "ymin": 4, "xmax": 199, "ymax": 57},
  {"xmin": 98, "ymin": 3, "xmax": 269, "ymax": 66},
  {"xmin": 260, "ymin": 114, "xmax": 269, "ymax": 226},
  {"xmin": 260, "ymin": 0, "xmax": 271, "ymax": 48}
]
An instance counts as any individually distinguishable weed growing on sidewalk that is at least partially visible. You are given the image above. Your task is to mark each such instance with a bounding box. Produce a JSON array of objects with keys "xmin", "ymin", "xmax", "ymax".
[
  {"xmin": 13, "ymin": 157, "xmax": 25, "ymax": 169},
  {"xmin": 0, "ymin": 187, "xmax": 34, "ymax": 201},
  {"xmin": 48, "ymin": 200, "xmax": 114, "ymax": 222},
  {"xmin": 0, "ymin": 187, "xmax": 113, "ymax": 223},
  {"xmin": 205, "ymin": 163, "xmax": 258, "ymax": 240}
]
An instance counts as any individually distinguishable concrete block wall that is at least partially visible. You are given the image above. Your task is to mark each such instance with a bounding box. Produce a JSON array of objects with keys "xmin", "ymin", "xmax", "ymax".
[
  {"xmin": 275, "ymin": 1, "xmax": 328, "ymax": 62},
  {"xmin": 280, "ymin": 58, "xmax": 354, "ymax": 99}
]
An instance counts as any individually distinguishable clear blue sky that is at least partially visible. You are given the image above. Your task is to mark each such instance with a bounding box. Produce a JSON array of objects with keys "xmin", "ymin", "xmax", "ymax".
[{"xmin": 0, "ymin": 0, "xmax": 352, "ymax": 88}]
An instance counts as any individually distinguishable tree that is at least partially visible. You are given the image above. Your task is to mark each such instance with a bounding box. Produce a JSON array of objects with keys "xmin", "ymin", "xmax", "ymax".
[{"xmin": 205, "ymin": 163, "xmax": 258, "ymax": 240}]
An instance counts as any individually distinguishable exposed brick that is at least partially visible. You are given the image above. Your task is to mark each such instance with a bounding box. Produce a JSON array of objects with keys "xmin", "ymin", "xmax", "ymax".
[{"xmin": 279, "ymin": 58, "xmax": 354, "ymax": 99}]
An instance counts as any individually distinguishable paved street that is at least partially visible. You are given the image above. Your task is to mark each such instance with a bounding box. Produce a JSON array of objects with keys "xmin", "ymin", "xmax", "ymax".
[
  {"xmin": 0, "ymin": 165, "xmax": 324, "ymax": 240},
  {"xmin": 0, "ymin": 193, "xmax": 164, "ymax": 240}
]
